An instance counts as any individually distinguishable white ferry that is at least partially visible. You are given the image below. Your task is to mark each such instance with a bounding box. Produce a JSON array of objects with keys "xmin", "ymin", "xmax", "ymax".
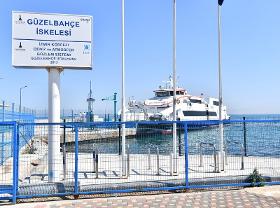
[{"xmin": 125, "ymin": 77, "xmax": 230, "ymax": 122}]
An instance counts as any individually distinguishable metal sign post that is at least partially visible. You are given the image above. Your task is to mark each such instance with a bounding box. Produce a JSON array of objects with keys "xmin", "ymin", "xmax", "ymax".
[{"xmin": 48, "ymin": 67, "xmax": 62, "ymax": 182}]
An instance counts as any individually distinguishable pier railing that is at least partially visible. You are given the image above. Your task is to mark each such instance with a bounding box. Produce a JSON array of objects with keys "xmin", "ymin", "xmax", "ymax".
[{"xmin": 1, "ymin": 119, "xmax": 280, "ymax": 203}]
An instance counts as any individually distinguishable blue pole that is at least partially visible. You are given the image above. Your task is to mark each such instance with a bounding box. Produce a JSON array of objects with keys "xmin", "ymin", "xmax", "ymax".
[
  {"xmin": 184, "ymin": 122, "xmax": 189, "ymax": 188},
  {"xmin": 74, "ymin": 125, "xmax": 79, "ymax": 196},
  {"xmin": 12, "ymin": 123, "xmax": 19, "ymax": 204}
]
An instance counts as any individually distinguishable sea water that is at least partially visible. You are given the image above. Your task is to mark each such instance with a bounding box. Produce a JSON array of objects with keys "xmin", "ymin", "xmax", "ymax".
[{"xmin": 78, "ymin": 114, "xmax": 280, "ymax": 157}]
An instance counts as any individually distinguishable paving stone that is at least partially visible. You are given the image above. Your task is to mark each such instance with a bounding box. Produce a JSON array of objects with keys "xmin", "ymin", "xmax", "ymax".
[{"xmin": 6, "ymin": 186, "xmax": 280, "ymax": 207}]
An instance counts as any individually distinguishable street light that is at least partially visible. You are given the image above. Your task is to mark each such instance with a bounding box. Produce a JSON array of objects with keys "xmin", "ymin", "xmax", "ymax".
[
  {"xmin": 172, "ymin": 0, "xmax": 177, "ymax": 175},
  {"xmin": 218, "ymin": 0, "xmax": 225, "ymax": 172},
  {"xmin": 19, "ymin": 85, "xmax": 27, "ymax": 115},
  {"xmin": 101, "ymin": 93, "xmax": 117, "ymax": 122},
  {"xmin": 121, "ymin": 0, "xmax": 126, "ymax": 176}
]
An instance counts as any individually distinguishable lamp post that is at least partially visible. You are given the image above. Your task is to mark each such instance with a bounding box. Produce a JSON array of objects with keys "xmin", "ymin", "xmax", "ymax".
[
  {"xmin": 101, "ymin": 92, "xmax": 117, "ymax": 122},
  {"xmin": 218, "ymin": 0, "xmax": 225, "ymax": 172},
  {"xmin": 19, "ymin": 85, "xmax": 27, "ymax": 115},
  {"xmin": 121, "ymin": 0, "xmax": 126, "ymax": 176},
  {"xmin": 172, "ymin": 0, "xmax": 177, "ymax": 174}
]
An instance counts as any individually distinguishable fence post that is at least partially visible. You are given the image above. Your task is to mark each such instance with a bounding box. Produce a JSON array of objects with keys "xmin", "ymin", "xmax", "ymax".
[
  {"xmin": 74, "ymin": 125, "xmax": 79, "ymax": 198},
  {"xmin": 184, "ymin": 122, "xmax": 189, "ymax": 188},
  {"xmin": 12, "ymin": 122, "xmax": 19, "ymax": 204},
  {"xmin": 243, "ymin": 117, "xmax": 248, "ymax": 156},
  {"xmin": 62, "ymin": 119, "xmax": 67, "ymax": 180}
]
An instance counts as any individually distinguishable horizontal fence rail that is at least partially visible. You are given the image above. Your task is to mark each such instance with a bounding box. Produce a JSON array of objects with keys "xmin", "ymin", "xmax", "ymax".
[{"xmin": 0, "ymin": 119, "xmax": 280, "ymax": 203}]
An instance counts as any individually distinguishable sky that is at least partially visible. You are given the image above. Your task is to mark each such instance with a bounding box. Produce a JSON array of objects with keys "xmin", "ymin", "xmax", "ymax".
[{"xmin": 0, "ymin": 0, "xmax": 280, "ymax": 114}]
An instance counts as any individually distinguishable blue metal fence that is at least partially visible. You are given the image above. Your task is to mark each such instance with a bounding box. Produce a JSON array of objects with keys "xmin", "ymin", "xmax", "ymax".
[
  {"xmin": 1, "ymin": 119, "xmax": 280, "ymax": 203},
  {"xmin": 0, "ymin": 103, "xmax": 35, "ymax": 166}
]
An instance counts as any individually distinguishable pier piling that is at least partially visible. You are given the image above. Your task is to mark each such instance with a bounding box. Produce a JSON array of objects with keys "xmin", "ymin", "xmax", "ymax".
[
  {"xmin": 243, "ymin": 117, "xmax": 248, "ymax": 156},
  {"xmin": 170, "ymin": 153, "xmax": 173, "ymax": 176},
  {"xmin": 62, "ymin": 119, "xmax": 67, "ymax": 180},
  {"xmin": 148, "ymin": 148, "xmax": 151, "ymax": 170},
  {"xmin": 95, "ymin": 150, "xmax": 99, "ymax": 178},
  {"xmin": 156, "ymin": 147, "xmax": 160, "ymax": 175},
  {"xmin": 127, "ymin": 145, "xmax": 130, "ymax": 177}
]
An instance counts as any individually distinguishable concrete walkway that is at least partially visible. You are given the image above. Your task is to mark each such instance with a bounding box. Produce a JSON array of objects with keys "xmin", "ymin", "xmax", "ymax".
[{"xmin": 2, "ymin": 186, "xmax": 280, "ymax": 208}]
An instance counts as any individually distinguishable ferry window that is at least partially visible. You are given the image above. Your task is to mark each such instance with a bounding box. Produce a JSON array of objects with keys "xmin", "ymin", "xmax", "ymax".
[
  {"xmin": 213, "ymin": 101, "xmax": 219, "ymax": 106},
  {"xmin": 183, "ymin": 111, "xmax": 217, "ymax": 117},
  {"xmin": 156, "ymin": 91, "xmax": 170, "ymax": 97},
  {"xmin": 170, "ymin": 91, "xmax": 174, "ymax": 96},
  {"xmin": 190, "ymin": 99, "xmax": 201, "ymax": 104}
]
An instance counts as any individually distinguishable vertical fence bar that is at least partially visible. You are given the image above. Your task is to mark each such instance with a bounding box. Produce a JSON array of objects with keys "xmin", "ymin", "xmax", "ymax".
[
  {"xmin": 12, "ymin": 123, "xmax": 19, "ymax": 204},
  {"xmin": 184, "ymin": 122, "xmax": 189, "ymax": 188},
  {"xmin": 74, "ymin": 125, "xmax": 79, "ymax": 196},
  {"xmin": 243, "ymin": 117, "xmax": 247, "ymax": 156}
]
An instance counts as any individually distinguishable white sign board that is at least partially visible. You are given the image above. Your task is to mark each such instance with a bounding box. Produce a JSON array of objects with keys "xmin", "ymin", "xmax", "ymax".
[{"xmin": 12, "ymin": 11, "xmax": 92, "ymax": 69}]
